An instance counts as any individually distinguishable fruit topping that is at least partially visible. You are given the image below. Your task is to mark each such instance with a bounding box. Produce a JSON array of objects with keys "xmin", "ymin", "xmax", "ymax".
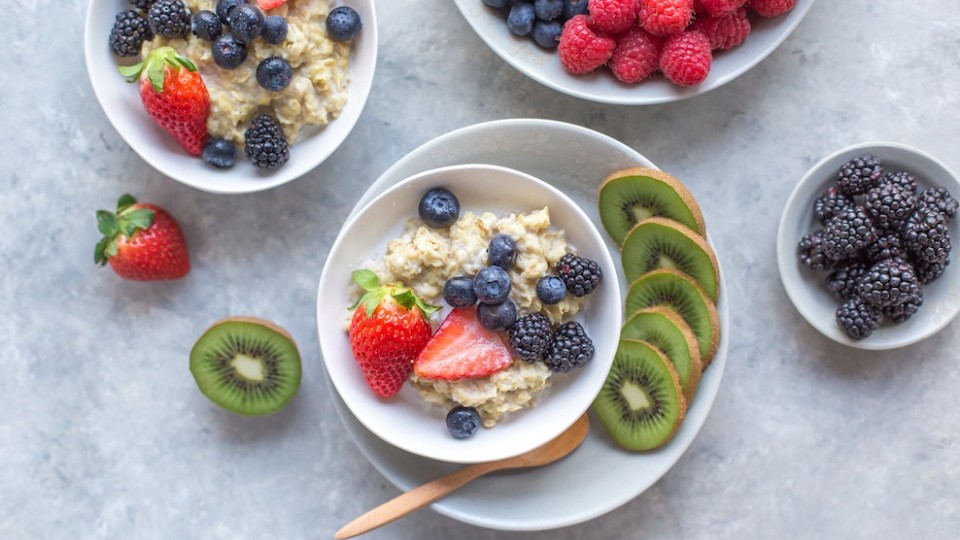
[
  {"xmin": 535, "ymin": 276, "xmax": 567, "ymax": 305},
  {"xmin": 228, "ymin": 4, "xmax": 265, "ymax": 42},
  {"xmin": 148, "ymin": 0, "xmax": 190, "ymax": 39},
  {"xmin": 487, "ymin": 234, "xmax": 518, "ymax": 269},
  {"xmin": 211, "ymin": 34, "xmax": 248, "ymax": 69},
  {"xmin": 257, "ymin": 0, "xmax": 288, "ymax": 10},
  {"xmin": 94, "ymin": 194, "xmax": 190, "ymax": 281},
  {"xmin": 446, "ymin": 406, "xmax": 482, "ymax": 439},
  {"xmin": 261, "ymin": 15, "xmax": 288, "ymax": 44},
  {"xmin": 191, "ymin": 10, "xmax": 223, "ymax": 41},
  {"xmin": 477, "ymin": 299, "xmax": 519, "ymax": 332},
  {"xmin": 244, "ymin": 113, "xmax": 290, "ymax": 169},
  {"xmin": 110, "ymin": 10, "xmax": 153, "ymax": 57},
  {"xmin": 414, "ymin": 308, "xmax": 513, "ymax": 380},
  {"xmin": 473, "ymin": 266, "xmax": 512, "ymax": 304},
  {"xmin": 557, "ymin": 253, "xmax": 602, "ymax": 297},
  {"xmin": 202, "ymin": 137, "xmax": 238, "ymax": 169},
  {"xmin": 326, "ymin": 6, "xmax": 363, "ymax": 42},
  {"xmin": 216, "ymin": 0, "xmax": 246, "ymax": 25},
  {"xmin": 418, "ymin": 188, "xmax": 460, "ymax": 228},
  {"xmin": 508, "ymin": 313, "xmax": 553, "ymax": 361},
  {"xmin": 443, "ymin": 276, "xmax": 478, "ymax": 308},
  {"xmin": 544, "ymin": 321, "xmax": 594, "ymax": 372},
  {"xmin": 256, "ymin": 56, "xmax": 293, "ymax": 91}
]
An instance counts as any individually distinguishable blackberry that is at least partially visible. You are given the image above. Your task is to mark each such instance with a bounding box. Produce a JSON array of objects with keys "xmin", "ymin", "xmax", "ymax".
[
  {"xmin": 903, "ymin": 207, "xmax": 951, "ymax": 263},
  {"xmin": 881, "ymin": 290, "xmax": 923, "ymax": 324},
  {"xmin": 557, "ymin": 253, "xmax": 602, "ymax": 296},
  {"xmin": 109, "ymin": 10, "xmax": 153, "ymax": 57},
  {"xmin": 857, "ymin": 258, "xmax": 919, "ymax": 308},
  {"xmin": 918, "ymin": 186, "xmax": 958, "ymax": 221},
  {"xmin": 914, "ymin": 256, "xmax": 949, "ymax": 285},
  {"xmin": 508, "ymin": 313, "xmax": 553, "ymax": 361},
  {"xmin": 797, "ymin": 230, "xmax": 832, "ymax": 271},
  {"xmin": 864, "ymin": 231, "xmax": 903, "ymax": 262},
  {"xmin": 836, "ymin": 154, "xmax": 883, "ymax": 196},
  {"xmin": 148, "ymin": 0, "xmax": 190, "ymax": 38},
  {"xmin": 543, "ymin": 321, "xmax": 594, "ymax": 373},
  {"xmin": 129, "ymin": 0, "xmax": 156, "ymax": 9},
  {"xmin": 825, "ymin": 260, "xmax": 868, "ymax": 300},
  {"xmin": 821, "ymin": 205, "xmax": 876, "ymax": 261},
  {"xmin": 864, "ymin": 183, "xmax": 915, "ymax": 230},
  {"xmin": 244, "ymin": 114, "xmax": 289, "ymax": 169},
  {"xmin": 836, "ymin": 297, "xmax": 881, "ymax": 339},
  {"xmin": 813, "ymin": 187, "xmax": 854, "ymax": 225},
  {"xmin": 880, "ymin": 170, "xmax": 917, "ymax": 196}
]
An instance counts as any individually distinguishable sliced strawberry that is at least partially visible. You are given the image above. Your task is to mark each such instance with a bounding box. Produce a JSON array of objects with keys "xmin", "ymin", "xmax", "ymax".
[
  {"xmin": 258, "ymin": 0, "xmax": 287, "ymax": 10},
  {"xmin": 414, "ymin": 309, "xmax": 513, "ymax": 380}
]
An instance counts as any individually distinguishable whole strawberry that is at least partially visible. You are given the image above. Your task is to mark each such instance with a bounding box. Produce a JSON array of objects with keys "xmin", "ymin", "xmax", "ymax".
[
  {"xmin": 348, "ymin": 270, "xmax": 439, "ymax": 398},
  {"xmin": 94, "ymin": 194, "xmax": 190, "ymax": 281},
  {"xmin": 118, "ymin": 46, "xmax": 209, "ymax": 156}
]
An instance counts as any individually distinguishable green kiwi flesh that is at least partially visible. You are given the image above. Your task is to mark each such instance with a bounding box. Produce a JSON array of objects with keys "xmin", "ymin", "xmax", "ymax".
[
  {"xmin": 621, "ymin": 217, "xmax": 720, "ymax": 302},
  {"xmin": 190, "ymin": 317, "xmax": 302, "ymax": 416},
  {"xmin": 599, "ymin": 167, "xmax": 706, "ymax": 246},
  {"xmin": 622, "ymin": 307, "xmax": 702, "ymax": 401},
  {"xmin": 592, "ymin": 339, "xmax": 687, "ymax": 451}
]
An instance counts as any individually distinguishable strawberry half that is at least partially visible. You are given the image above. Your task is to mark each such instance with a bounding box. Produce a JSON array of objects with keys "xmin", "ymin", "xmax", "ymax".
[
  {"xmin": 94, "ymin": 194, "xmax": 190, "ymax": 281},
  {"xmin": 414, "ymin": 309, "xmax": 513, "ymax": 380},
  {"xmin": 348, "ymin": 270, "xmax": 439, "ymax": 398}
]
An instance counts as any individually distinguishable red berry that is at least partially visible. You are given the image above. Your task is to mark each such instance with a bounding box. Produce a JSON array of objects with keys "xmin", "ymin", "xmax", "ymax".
[
  {"xmin": 94, "ymin": 194, "xmax": 190, "ymax": 281},
  {"xmin": 414, "ymin": 309, "xmax": 513, "ymax": 381},
  {"xmin": 659, "ymin": 30, "xmax": 712, "ymax": 86},
  {"xmin": 558, "ymin": 14, "xmax": 617, "ymax": 75},
  {"xmin": 587, "ymin": 0, "xmax": 639, "ymax": 34},
  {"xmin": 698, "ymin": 0, "xmax": 746, "ymax": 16},
  {"xmin": 609, "ymin": 27, "xmax": 663, "ymax": 83},
  {"xmin": 257, "ymin": 0, "xmax": 287, "ymax": 9},
  {"xmin": 749, "ymin": 0, "xmax": 796, "ymax": 17},
  {"xmin": 637, "ymin": 0, "xmax": 693, "ymax": 36},
  {"xmin": 692, "ymin": 7, "xmax": 751, "ymax": 50}
]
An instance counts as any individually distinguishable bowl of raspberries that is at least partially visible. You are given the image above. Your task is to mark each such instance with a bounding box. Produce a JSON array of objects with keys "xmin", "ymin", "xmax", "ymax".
[
  {"xmin": 456, "ymin": 0, "xmax": 814, "ymax": 104},
  {"xmin": 778, "ymin": 142, "xmax": 960, "ymax": 349}
]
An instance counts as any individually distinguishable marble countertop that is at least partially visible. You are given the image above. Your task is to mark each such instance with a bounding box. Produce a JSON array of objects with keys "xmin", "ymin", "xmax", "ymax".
[{"xmin": 2, "ymin": 1, "xmax": 958, "ymax": 538}]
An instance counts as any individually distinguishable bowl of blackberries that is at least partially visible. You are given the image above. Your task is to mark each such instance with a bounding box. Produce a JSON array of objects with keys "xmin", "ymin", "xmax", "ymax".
[{"xmin": 778, "ymin": 142, "xmax": 960, "ymax": 349}]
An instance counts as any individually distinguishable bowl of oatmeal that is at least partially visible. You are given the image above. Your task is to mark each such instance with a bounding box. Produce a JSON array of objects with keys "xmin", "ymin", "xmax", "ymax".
[
  {"xmin": 317, "ymin": 163, "xmax": 621, "ymax": 463},
  {"xmin": 84, "ymin": 0, "xmax": 377, "ymax": 193}
]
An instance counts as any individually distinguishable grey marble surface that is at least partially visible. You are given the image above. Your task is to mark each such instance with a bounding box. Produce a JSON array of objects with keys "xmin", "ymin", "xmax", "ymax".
[{"xmin": 2, "ymin": 1, "xmax": 959, "ymax": 538}]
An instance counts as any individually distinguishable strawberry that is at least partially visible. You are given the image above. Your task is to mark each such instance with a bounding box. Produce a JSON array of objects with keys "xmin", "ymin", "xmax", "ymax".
[
  {"xmin": 258, "ymin": 0, "xmax": 288, "ymax": 9},
  {"xmin": 414, "ymin": 309, "xmax": 513, "ymax": 380},
  {"xmin": 118, "ymin": 46, "xmax": 209, "ymax": 156},
  {"xmin": 94, "ymin": 194, "xmax": 190, "ymax": 281},
  {"xmin": 348, "ymin": 270, "xmax": 439, "ymax": 398}
]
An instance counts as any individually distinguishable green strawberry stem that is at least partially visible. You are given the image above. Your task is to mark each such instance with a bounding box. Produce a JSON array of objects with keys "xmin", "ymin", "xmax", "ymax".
[
  {"xmin": 94, "ymin": 194, "xmax": 155, "ymax": 266},
  {"xmin": 118, "ymin": 46, "xmax": 198, "ymax": 93},
  {"xmin": 349, "ymin": 269, "xmax": 440, "ymax": 318}
]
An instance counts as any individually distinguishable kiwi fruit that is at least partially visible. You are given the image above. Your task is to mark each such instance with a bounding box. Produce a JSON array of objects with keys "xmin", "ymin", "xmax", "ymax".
[
  {"xmin": 622, "ymin": 307, "xmax": 702, "ymax": 402},
  {"xmin": 598, "ymin": 167, "xmax": 706, "ymax": 246},
  {"xmin": 625, "ymin": 269, "xmax": 721, "ymax": 365},
  {"xmin": 621, "ymin": 217, "xmax": 720, "ymax": 302},
  {"xmin": 592, "ymin": 339, "xmax": 687, "ymax": 451},
  {"xmin": 190, "ymin": 317, "xmax": 302, "ymax": 416}
]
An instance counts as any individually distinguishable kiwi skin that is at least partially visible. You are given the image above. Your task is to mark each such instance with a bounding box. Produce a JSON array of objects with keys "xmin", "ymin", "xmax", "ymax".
[
  {"xmin": 599, "ymin": 167, "xmax": 706, "ymax": 246},
  {"xmin": 621, "ymin": 217, "xmax": 720, "ymax": 302},
  {"xmin": 622, "ymin": 306, "xmax": 703, "ymax": 402}
]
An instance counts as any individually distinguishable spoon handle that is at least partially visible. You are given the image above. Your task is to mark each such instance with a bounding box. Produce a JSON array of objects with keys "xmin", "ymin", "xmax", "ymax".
[{"xmin": 334, "ymin": 463, "xmax": 494, "ymax": 539}]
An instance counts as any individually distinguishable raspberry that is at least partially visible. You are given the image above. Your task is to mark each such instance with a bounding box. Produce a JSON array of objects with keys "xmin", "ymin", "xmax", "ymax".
[
  {"xmin": 659, "ymin": 30, "xmax": 712, "ymax": 86},
  {"xmin": 692, "ymin": 7, "xmax": 750, "ymax": 50},
  {"xmin": 587, "ymin": 0, "xmax": 639, "ymax": 34},
  {"xmin": 638, "ymin": 0, "xmax": 694, "ymax": 36},
  {"xmin": 699, "ymin": 0, "xmax": 746, "ymax": 16},
  {"xmin": 609, "ymin": 27, "xmax": 663, "ymax": 83},
  {"xmin": 749, "ymin": 0, "xmax": 796, "ymax": 17},
  {"xmin": 558, "ymin": 14, "xmax": 616, "ymax": 74}
]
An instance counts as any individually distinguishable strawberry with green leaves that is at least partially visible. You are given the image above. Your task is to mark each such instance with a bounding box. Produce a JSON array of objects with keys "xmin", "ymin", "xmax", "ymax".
[
  {"xmin": 95, "ymin": 194, "xmax": 190, "ymax": 281},
  {"xmin": 349, "ymin": 270, "xmax": 439, "ymax": 398}
]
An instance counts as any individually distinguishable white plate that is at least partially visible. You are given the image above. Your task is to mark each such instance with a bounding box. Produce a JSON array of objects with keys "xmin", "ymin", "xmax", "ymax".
[
  {"xmin": 84, "ymin": 0, "xmax": 377, "ymax": 194},
  {"xmin": 325, "ymin": 119, "xmax": 730, "ymax": 530},
  {"xmin": 452, "ymin": 0, "xmax": 815, "ymax": 105}
]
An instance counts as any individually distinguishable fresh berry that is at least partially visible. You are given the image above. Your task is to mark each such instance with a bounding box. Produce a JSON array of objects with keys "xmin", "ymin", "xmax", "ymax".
[
  {"xmin": 659, "ymin": 30, "xmax": 712, "ymax": 87},
  {"xmin": 418, "ymin": 188, "xmax": 460, "ymax": 228},
  {"xmin": 211, "ymin": 34, "xmax": 248, "ymax": 69},
  {"xmin": 825, "ymin": 260, "xmax": 868, "ymax": 300},
  {"xmin": 256, "ymin": 57, "xmax": 292, "ymax": 91},
  {"xmin": 858, "ymin": 258, "xmax": 919, "ymax": 309},
  {"xmin": 477, "ymin": 299, "xmax": 519, "ymax": 331},
  {"xmin": 918, "ymin": 186, "xmax": 959, "ymax": 220},
  {"xmin": 836, "ymin": 297, "xmax": 881, "ymax": 340},
  {"xmin": 129, "ymin": 0, "xmax": 156, "ymax": 9},
  {"xmin": 244, "ymin": 114, "xmax": 290, "ymax": 169},
  {"xmin": 914, "ymin": 257, "xmax": 949, "ymax": 285},
  {"xmin": 638, "ymin": 0, "xmax": 694, "ymax": 37},
  {"xmin": 903, "ymin": 206, "xmax": 952, "ymax": 263},
  {"xmin": 216, "ymin": 0, "xmax": 246, "ymax": 25},
  {"xmin": 473, "ymin": 266, "xmax": 512, "ymax": 304},
  {"xmin": 446, "ymin": 406, "xmax": 482, "ymax": 439},
  {"xmin": 748, "ymin": 0, "xmax": 796, "ymax": 17},
  {"xmin": 118, "ymin": 47, "xmax": 209, "ymax": 156},
  {"xmin": 257, "ymin": 0, "xmax": 287, "ymax": 10},
  {"xmin": 557, "ymin": 253, "xmax": 602, "ymax": 296},
  {"xmin": 532, "ymin": 20, "xmax": 563, "ymax": 48},
  {"xmin": 820, "ymin": 205, "xmax": 876, "ymax": 261},
  {"xmin": 544, "ymin": 321, "xmax": 594, "ymax": 372},
  {"xmin": 507, "ymin": 3, "xmax": 536, "ymax": 36},
  {"xmin": 487, "ymin": 234, "xmax": 518, "ymax": 269},
  {"xmin": 94, "ymin": 194, "xmax": 190, "ymax": 281},
  {"xmin": 534, "ymin": 0, "xmax": 564, "ymax": 20},
  {"xmin": 692, "ymin": 7, "xmax": 751, "ymax": 51},
  {"xmin": 109, "ymin": 10, "xmax": 153, "ymax": 58},
  {"xmin": 147, "ymin": 0, "xmax": 190, "ymax": 38},
  {"xmin": 865, "ymin": 183, "xmax": 915, "ymax": 230},
  {"xmin": 229, "ymin": 4, "xmax": 264, "ymax": 42},
  {"xmin": 326, "ymin": 6, "xmax": 362, "ymax": 41},
  {"xmin": 880, "ymin": 171, "xmax": 918, "ymax": 196},
  {"xmin": 813, "ymin": 187, "xmax": 854, "ymax": 225},
  {"xmin": 191, "ymin": 10, "xmax": 223, "ymax": 41},
  {"xmin": 261, "ymin": 15, "xmax": 288, "ymax": 44},
  {"xmin": 797, "ymin": 230, "xmax": 832, "ymax": 271},
  {"xmin": 563, "ymin": 0, "xmax": 590, "ymax": 18},
  {"xmin": 201, "ymin": 138, "xmax": 237, "ymax": 169},
  {"xmin": 864, "ymin": 231, "xmax": 903, "ymax": 262},
  {"xmin": 349, "ymin": 270, "xmax": 438, "ymax": 398},
  {"xmin": 443, "ymin": 276, "xmax": 478, "ymax": 308},
  {"xmin": 414, "ymin": 308, "xmax": 513, "ymax": 380},
  {"xmin": 836, "ymin": 154, "xmax": 883, "ymax": 196},
  {"xmin": 557, "ymin": 14, "xmax": 616, "ymax": 75},
  {"xmin": 536, "ymin": 276, "xmax": 567, "ymax": 304},
  {"xmin": 508, "ymin": 313, "xmax": 553, "ymax": 361},
  {"xmin": 699, "ymin": 0, "xmax": 746, "ymax": 16},
  {"xmin": 587, "ymin": 0, "xmax": 639, "ymax": 34},
  {"xmin": 609, "ymin": 27, "xmax": 662, "ymax": 84},
  {"xmin": 881, "ymin": 290, "xmax": 923, "ymax": 324}
]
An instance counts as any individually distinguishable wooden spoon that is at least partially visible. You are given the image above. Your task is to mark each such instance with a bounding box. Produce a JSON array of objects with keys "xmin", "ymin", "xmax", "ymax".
[{"xmin": 335, "ymin": 414, "xmax": 591, "ymax": 539}]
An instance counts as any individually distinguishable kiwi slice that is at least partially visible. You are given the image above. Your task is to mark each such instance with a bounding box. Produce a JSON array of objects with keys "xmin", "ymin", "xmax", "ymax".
[
  {"xmin": 599, "ymin": 167, "xmax": 706, "ymax": 246},
  {"xmin": 622, "ymin": 307, "xmax": 702, "ymax": 402},
  {"xmin": 592, "ymin": 339, "xmax": 687, "ymax": 451},
  {"xmin": 190, "ymin": 317, "xmax": 302, "ymax": 416},
  {"xmin": 625, "ymin": 269, "xmax": 721, "ymax": 365},
  {"xmin": 621, "ymin": 217, "xmax": 720, "ymax": 302}
]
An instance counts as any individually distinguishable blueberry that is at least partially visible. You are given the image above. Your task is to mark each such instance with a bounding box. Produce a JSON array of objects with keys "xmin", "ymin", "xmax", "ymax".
[
  {"xmin": 562, "ymin": 0, "xmax": 588, "ymax": 19},
  {"xmin": 418, "ymin": 188, "xmax": 460, "ymax": 228},
  {"xmin": 446, "ymin": 406, "xmax": 481, "ymax": 439},
  {"xmin": 487, "ymin": 234, "xmax": 517, "ymax": 269},
  {"xmin": 477, "ymin": 299, "xmax": 518, "ymax": 332},
  {"xmin": 256, "ymin": 57, "xmax": 292, "ymax": 91},
  {"xmin": 536, "ymin": 276, "xmax": 567, "ymax": 305},
  {"xmin": 444, "ymin": 276, "xmax": 478, "ymax": 308},
  {"xmin": 534, "ymin": 0, "xmax": 563, "ymax": 20},
  {"xmin": 261, "ymin": 15, "xmax": 288, "ymax": 44},
  {"xmin": 228, "ymin": 4, "xmax": 263, "ymax": 42},
  {"xmin": 474, "ymin": 266, "xmax": 511, "ymax": 304},
  {"xmin": 215, "ymin": 0, "xmax": 246, "ymax": 25},
  {"xmin": 201, "ymin": 138, "xmax": 237, "ymax": 169},
  {"xmin": 326, "ymin": 6, "xmax": 362, "ymax": 41},
  {"xmin": 211, "ymin": 34, "xmax": 247, "ymax": 69},
  {"xmin": 531, "ymin": 20, "xmax": 562, "ymax": 48},
  {"xmin": 192, "ymin": 10, "xmax": 222, "ymax": 41},
  {"xmin": 481, "ymin": 0, "xmax": 508, "ymax": 7},
  {"xmin": 507, "ymin": 3, "xmax": 536, "ymax": 36}
]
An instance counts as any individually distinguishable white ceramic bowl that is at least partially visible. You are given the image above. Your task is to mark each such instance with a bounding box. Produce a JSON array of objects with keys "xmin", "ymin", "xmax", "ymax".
[
  {"xmin": 317, "ymin": 163, "xmax": 621, "ymax": 464},
  {"xmin": 777, "ymin": 142, "xmax": 960, "ymax": 350},
  {"xmin": 453, "ymin": 0, "xmax": 814, "ymax": 105},
  {"xmin": 84, "ymin": 0, "xmax": 377, "ymax": 194}
]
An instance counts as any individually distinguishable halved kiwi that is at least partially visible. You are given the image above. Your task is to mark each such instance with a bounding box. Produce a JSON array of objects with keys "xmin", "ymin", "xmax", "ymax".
[
  {"xmin": 621, "ymin": 217, "xmax": 720, "ymax": 302},
  {"xmin": 592, "ymin": 339, "xmax": 687, "ymax": 451},
  {"xmin": 599, "ymin": 167, "xmax": 706, "ymax": 246},
  {"xmin": 190, "ymin": 317, "xmax": 302, "ymax": 416},
  {"xmin": 622, "ymin": 306, "xmax": 702, "ymax": 402},
  {"xmin": 625, "ymin": 269, "xmax": 721, "ymax": 366}
]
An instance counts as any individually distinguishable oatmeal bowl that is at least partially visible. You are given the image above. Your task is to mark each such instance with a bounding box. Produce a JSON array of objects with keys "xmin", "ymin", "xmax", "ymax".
[
  {"xmin": 317, "ymin": 163, "xmax": 621, "ymax": 464},
  {"xmin": 85, "ymin": 0, "xmax": 377, "ymax": 193}
]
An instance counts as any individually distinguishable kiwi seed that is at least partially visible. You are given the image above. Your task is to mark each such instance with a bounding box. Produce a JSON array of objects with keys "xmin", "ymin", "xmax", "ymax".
[
  {"xmin": 621, "ymin": 217, "xmax": 720, "ymax": 302},
  {"xmin": 622, "ymin": 306, "xmax": 702, "ymax": 401}
]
